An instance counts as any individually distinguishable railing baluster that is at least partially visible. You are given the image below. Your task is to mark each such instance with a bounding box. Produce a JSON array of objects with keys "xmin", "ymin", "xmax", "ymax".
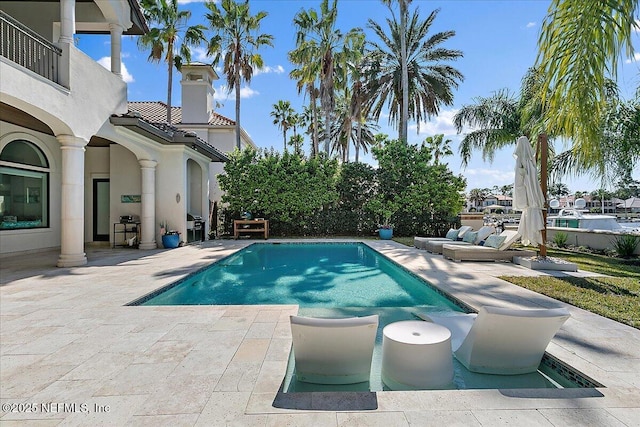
[{"xmin": 0, "ymin": 10, "xmax": 62, "ymax": 85}]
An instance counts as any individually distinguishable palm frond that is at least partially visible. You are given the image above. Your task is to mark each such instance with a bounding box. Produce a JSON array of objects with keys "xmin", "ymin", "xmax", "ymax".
[{"xmin": 536, "ymin": 0, "xmax": 639, "ymax": 167}]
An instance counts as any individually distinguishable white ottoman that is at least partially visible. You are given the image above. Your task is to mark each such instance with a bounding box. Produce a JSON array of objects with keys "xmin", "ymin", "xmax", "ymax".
[
  {"xmin": 414, "ymin": 237, "xmax": 449, "ymax": 250},
  {"xmin": 381, "ymin": 320, "xmax": 453, "ymax": 390}
]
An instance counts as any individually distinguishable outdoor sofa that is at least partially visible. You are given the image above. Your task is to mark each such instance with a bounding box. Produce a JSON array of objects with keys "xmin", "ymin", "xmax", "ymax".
[
  {"xmin": 414, "ymin": 225, "xmax": 473, "ymax": 249},
  {"xmin": 424, "ymin": 225, "xmax": 495, "ymax": 254},
  {"xmin": 442, "ymin": 230, "xmax": 536, "ymax": 262}
]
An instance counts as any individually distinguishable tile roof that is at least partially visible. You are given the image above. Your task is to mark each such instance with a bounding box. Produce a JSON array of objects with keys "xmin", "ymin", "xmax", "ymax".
[
  {"xmin": 619, "ymin": 197, "xmax": 640, "ymax": 208},
  {"xmin": 209, "ymin": 111, "xmax": 236, "ymax": 126},
  {"xmin": 110, "ymin": 112, "xmax": 229, "ymax": 162},
  {"xmin": 486, "ymin": 194, "xmax": 513, "ymax": 201},
  {"xmin": 128, "ymin": 101, "xmax": 235, "ymax": 126}
]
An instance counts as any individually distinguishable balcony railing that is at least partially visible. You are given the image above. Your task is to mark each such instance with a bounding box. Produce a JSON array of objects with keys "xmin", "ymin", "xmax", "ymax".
[{"xmin": 1, "ymin": 10, "xmax": 61, "ymax": 84}]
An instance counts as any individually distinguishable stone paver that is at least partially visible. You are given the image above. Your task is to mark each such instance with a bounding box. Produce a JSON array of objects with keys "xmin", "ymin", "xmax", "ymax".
[{"xmin": 1, "ymin": 239, "xmax": 639, "ymax": 426}]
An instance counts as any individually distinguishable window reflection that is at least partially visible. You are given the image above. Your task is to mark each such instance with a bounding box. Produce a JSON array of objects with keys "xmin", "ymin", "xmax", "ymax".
[{"xmin": 0, "ymin": 140, "xmax": 49, "ymax": 230}]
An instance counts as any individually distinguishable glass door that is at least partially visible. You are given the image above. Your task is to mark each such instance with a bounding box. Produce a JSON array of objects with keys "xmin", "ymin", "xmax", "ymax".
[{"xmin": 93, "ymin": 179, "xmax": 110, "ymax": 241}]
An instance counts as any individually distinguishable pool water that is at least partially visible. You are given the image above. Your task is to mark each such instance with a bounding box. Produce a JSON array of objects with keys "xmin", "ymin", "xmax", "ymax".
[
  {"xmin": 138, "ymin": 242, "xmax": 464, "ymax": 311},
  {"xmin": 134, "ymin": 242, "xmax": 590, "ymax": 391}
]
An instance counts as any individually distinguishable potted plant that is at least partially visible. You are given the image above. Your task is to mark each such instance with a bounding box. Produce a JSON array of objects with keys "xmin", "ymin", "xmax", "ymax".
[
  {"xmin": 377, "ymin": 210, "xmax": 395, "ymax": 240},
  {"xmin": 367, "ymin": 199, "xmax": 398, "ymax": 240},
  {"xmin": 160, "ymin": 221, "xmax": 181, "ymax": 249}
]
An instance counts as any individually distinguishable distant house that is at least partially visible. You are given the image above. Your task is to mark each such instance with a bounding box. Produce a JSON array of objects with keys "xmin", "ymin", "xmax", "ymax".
[
  {"xmin": 552, "ymin": 195, "xmax": 622, "ymax": 214},
  {"xmin": 617, "ymin": 197, "xmax": 640, "ymax": 213},
  {"xmin": 482, "ymin": 194, "xmax": 513, "ymax": 212},
  {"xmin": 0, "ymin": 3, "xmax": 245, "ymax": 265},
  {"xmin": 467, "ymin": 194, "xmax": 513, "ymax": 213}
]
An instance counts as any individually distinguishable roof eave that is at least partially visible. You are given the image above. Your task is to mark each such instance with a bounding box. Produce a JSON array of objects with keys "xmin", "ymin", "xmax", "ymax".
[
  {"xmin": 127, "ymin": 0, "xmax": 150, "ymax": 35},
  {"xmin": 110, "ymin": 115, "xmax": 171, "ymax": 143},
  {"xmin": 110, "ymin": 116, "xmax": 228, "ymax": 162}
]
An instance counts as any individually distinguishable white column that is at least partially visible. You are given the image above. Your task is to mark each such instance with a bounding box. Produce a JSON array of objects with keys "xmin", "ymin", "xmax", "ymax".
[
  {"xmin": 59, "ymin": 0, "xmax": 76, "ymax": 44},
  {"xmin": 109, "ymin": 23, "xmax": 124, "ymax": 77},
  {"xmin": 138, "ymin": 159, "xmax": 157, "ymax": 250},
  {"xmin": 56, "ymin": 135, "xmax": 88, "ymax": 267}
]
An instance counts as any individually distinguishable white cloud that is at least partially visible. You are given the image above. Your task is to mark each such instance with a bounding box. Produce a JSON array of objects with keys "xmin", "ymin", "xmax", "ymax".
[
  {"xmin": 253, "ymin": 65, "xmax": 285, "ymax": 76},
  {"xmin": 213, "ymin": 85, "xmax": 259, "ymax": 101},
  {"xmin": 526, "ymin": 22, "xmax": 536, "ymax": 28},
  {"xmin": 410, "ymin": 109, "xmax": 463, "ymax": 136},
  {"xmin": 240, "ymin": 86, "xmax": 259, "ymax": 98},
  {"xmin": 97, "ymin": 57, "xmax": 134, "ymax": 83},
  {"xmin": 213, "ymin": 86, "xmax": 230, "ymax": 101},
  {"xmin": 635, "ymin": 19, "xmax": 640, "ymax": 32},
  {"xmin": 191, "ymin": 46, "xmax": 213, "ymax": 63},
  {"xmin": 625, "ymin": 52, "xmax": 640, "ymax": 64},
  {"xmin": 178, "ymin": 0, "xmax": 207, "ymax": 4}
]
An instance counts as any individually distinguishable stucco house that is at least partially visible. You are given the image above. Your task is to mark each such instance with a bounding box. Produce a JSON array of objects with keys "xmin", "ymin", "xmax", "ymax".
[
  {"xmin": 127, "ymin": 62, "xmax": 256, "ymax": 213},
  {"xmin": 466, "ymin": 194, "xmax": 513, "ymax": 213},
  {"xmin": 0, "ymin": 1, "xmax": 247, "ymax": 266}
]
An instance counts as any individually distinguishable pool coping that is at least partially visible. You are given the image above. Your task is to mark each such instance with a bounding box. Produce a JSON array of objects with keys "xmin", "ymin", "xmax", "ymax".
[{"xmin": 1, "ymin": 238, "xmax": 639, "ymax": 425}]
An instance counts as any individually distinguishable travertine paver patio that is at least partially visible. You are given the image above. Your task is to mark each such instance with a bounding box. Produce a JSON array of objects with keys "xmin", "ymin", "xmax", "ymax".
[{"xmin": 1, "ymin": 239, "xmax": 639, "ymax": 426}]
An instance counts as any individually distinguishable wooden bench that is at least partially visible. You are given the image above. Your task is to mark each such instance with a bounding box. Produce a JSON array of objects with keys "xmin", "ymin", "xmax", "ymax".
[{"xmin": 234, "ymin": 219, "xmax": 269, "ymax": 240}]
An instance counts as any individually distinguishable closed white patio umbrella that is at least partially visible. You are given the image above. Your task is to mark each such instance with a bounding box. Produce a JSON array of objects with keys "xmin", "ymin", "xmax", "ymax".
[{"xmin": 513, "ymin": 136, "xmax": 545, "ymax": 247}]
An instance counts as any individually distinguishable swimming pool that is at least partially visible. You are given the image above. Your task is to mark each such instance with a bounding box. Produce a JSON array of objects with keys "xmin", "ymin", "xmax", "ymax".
[
  {"xmin": 135, "ymin": 242, "xmax": 465, "ymax": 311},
  {"xmin": 131, "ymin": 242, "xmax": 597, "ymax": 392}
]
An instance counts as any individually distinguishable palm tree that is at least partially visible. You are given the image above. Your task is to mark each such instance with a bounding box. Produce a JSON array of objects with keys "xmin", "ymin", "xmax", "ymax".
[
  {"xmin": 548, "ymin": 80, "xmax": 639, "ymax": 186},
  {"xmin": 342, "ymin": 33, "xmax": 371, "ymax": 163},
  {"xmin": 453, "ymin": 68, "xmax": 552, "ymax": 167},
  {"xmin": 331, "ymin": 94, "xmax": 379, "ymax": 162},
  {"xmin": 500, "ymin": 184, "xmax": 514, "ymax": 197},
  {"xmin": 366, "ymin": 7, "xmax": 463, "ymax": 140},
  {"xmin": 536, "ymin": 0, "xmax": 639, "ymax": 171},
  {"xmin": 205, "ymin": 0, "xmax": 274, "ymax": 150},
  {"xmin": 381, "ymin": 0, "xmax": 412, "ymax": 142},
  {"xmin": 293, "ymin": 0, "xmax": 363, "ymax": 156},
  {"xmin": 423, "ymin": 134, "xmax": 453, "ymax": 165},
  {"xmin": 590, "ymin": 188, "xmax": 614, "ymax": 214},
  {"xmin": 290, "ymin": 112, "xmax": 301, "ymax": 139},
  {"xmin": 270, "ymin": 100, "xmax": 295, "ymax": 152},
  {"xmin": 289, "ymin": 56, "xmax": 321, "ymax": 157},
  {"xmin": 297, "ymin": 104, "xmax": 324, "ymax": 157},
  {"xmin": 138, "ymin": 0, "xmax": 206, "ymax": 124},
  {"xmin": 467, "ymin": 188, "xmax": 486, "ymax": 211},
  {"xmin": 289, "ymin": 134, "xmax": 305, "ymax": 156},
  {"xmin": 453, "ymin": 89, "xmax": 522, "ymax": 166},
  {"xmin": 549, "ymin": 182, "xmax": 570, "ymax": 204}
]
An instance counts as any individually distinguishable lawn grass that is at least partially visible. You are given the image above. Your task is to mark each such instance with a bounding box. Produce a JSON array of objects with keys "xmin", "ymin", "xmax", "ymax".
[
  {"xmin": 501, "ymin": 275, "xmax": 639, "ymax": 329},
  {"xmin": 393, "ymin": 236, "xmax": 415, "ymax": 247},
  {"xmin": 393, "ymin": 236, "xmax": 639, "ymax": 329},
  {"xmin": 503, "ymin": 248, "xmax": 640, "ymax": 329},
  {"xmin": 545, "ymin": 247, "xmax": 640, "ymax": 278}
]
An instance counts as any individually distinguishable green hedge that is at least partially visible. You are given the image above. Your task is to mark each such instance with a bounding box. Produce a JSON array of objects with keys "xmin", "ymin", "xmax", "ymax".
[{"xmin": 217, "ymin": 139, "xmax": 466, "ymax": 237}]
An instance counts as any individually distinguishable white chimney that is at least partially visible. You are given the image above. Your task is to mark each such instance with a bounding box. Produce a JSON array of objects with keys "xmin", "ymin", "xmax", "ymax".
[{"xmin": 180, "ymin": 63, "xmax": 218, "ymax": 124}]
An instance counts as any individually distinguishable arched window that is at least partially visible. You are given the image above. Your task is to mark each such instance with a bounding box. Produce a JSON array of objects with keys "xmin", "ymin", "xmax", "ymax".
[{"xmin": 0, "ymin": 140, "xmax": 49, "ymax": 230}]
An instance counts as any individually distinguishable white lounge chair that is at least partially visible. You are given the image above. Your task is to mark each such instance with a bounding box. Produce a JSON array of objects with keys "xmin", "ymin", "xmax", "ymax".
[
  {"xmin": 414, "ymin": 226, "xmax": 473, "ymax": 249},
  {"xmin": 425, "ymin": 225, "xmax": 495, "ymax": 254},
  {"xmin": 426, "ymin": 306, "xmax": 570, "ymax": 374},
  {"xmin": 289, "ymin": 315, "xmax": 379, "ymax": 384},
  {"xmin": 442, "ymin": 229, "xmax": 535, "ymax": 262}
]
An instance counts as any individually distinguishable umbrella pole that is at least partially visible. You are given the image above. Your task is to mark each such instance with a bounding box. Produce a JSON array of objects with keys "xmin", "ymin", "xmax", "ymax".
[{"xmin": 539, "ymin": 133, "xmax": 548, "ymax": 258}]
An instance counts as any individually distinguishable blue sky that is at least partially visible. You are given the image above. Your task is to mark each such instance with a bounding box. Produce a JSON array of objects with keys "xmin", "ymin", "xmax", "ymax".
[{"xmin": 80, "ymin": 0, "xmax": 639, "ymax": 194}]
